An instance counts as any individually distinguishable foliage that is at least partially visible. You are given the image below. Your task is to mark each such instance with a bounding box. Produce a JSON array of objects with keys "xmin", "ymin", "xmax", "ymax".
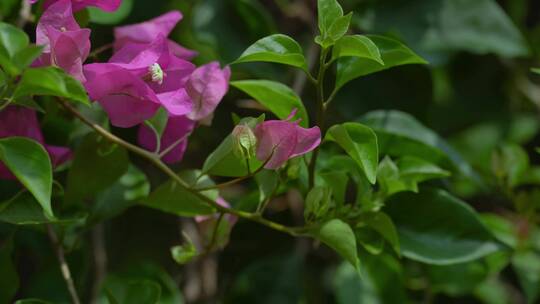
[{"xmin": 0, "ymin": 0, "xmax": 539, "ymax": 303}]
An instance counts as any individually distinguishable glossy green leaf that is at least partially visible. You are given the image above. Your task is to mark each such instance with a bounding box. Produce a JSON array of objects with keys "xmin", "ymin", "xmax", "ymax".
[
  {"xmin": 320, "ymin": 170, "xmax": 348, "ymax": 206},
  {"xmin": 0, "ymin": 192, "xmax": 86, "ymax": 225},
  {"xmin": 326, "ymin": 122, "xmax": 379, "ymax": 184},
  {"xmin": 12, "ymin": 45, "xmax": 43, "ymax": 71},
  {"xmin": 360, "ymin": 110, "xmax": 480, "ymax": 184},
  {"xmin": 0, "ymin": 238, "xmax": 18, "ymax": 304},
  {"xmin": 333, "ymin": 254, "xmax": 406, "ymax": 304},
  {"xmin": 88, "ymin": 0, "xmax": 133, "ymax": 24},
  {"xmin": 255, "ymin": 170, "xmax": 279, "ymax": 204},
  {"xmin": 385, "ymin": 189, "xmax": 503, "ymax": 265},
  {"xmin": 0, "ymin": 137, "xmax": 53, "ymax": 218},
  {"xmin": 312, "ymin": 219, "xmax": 359, "ymax": 269},
  {"xmin": 0, "ymin": 22, "xmax": 30, "ymax": 75},
  {"xmin": 304, "ymin": 186, "xmax": 332, "ymax": 222},
  {"xmin": 202, "ymin": 116, "xmax": 263, "ymax": 177},
  {"xmin": 361, "ymin": 212, "xmax": 400, "ymax": 255},
  {"xmin": 90, "ymin": 165, "xmax": 150, "ymax": 223},
  {"xmin": 336, "ymin": 35, "xmax": 427, "ymax": 90},
  {"xmin": 231, "ymin": 80, "xmax": 308, "ymax": 127},
  {"xmin": 317, "ymin": 0, "xmax": 344, "ymax": 37},
  {"xmin": 65, "ymin": 134, "xmax": 129, "ymax": 203},
  {"xmin": 234, "ymin": 34, "xmax": 307, "ymax": 70},
  {"xmin": 141, "ymin": 170, "xmax": 216, "ymax": 217},
  {"xmin": 331, "ymin": 35, "xmax": 383, "ymax": 64},
  {"xmin": 14, "ymin": 67, "xmax": 90, "ymax": 105},
  {"xmin": 0, "ymin": 22, "xmax": 28, "ymax": 58}
]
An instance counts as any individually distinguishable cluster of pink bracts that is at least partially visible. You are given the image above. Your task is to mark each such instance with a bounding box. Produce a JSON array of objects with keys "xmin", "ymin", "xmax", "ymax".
[{"xmin": 0, "ymin": 0, "xmax": 321, "ymax": 180}]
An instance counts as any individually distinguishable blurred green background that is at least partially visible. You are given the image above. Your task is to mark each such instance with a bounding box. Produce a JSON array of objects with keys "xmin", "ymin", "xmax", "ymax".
[{"xmin": 1, "ymin": 0, "xmax": 540, "ymax": 303}]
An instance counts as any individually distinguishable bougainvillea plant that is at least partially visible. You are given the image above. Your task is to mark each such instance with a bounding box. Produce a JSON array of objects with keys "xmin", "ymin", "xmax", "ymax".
[{"xmin": 1, "ymin": 0, "xmax": 539, "ymax": 303}]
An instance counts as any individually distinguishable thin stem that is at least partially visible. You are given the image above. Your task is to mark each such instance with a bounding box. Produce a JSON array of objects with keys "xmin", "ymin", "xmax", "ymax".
[
  {"xmin": 158, "ymin": 132, "xmax": 191, "ymax": 158},
  {"xmin": 204, "ymin": 213, "xmax": 225, "ymax": 254},
  {"xmin": 308, "ymin": 47, "xmax": 331, "ymax": 188},
  {"xmin": 0, "ymin": 98, "xmax": 13, "ymax": 112},
  {"xmin": 89, "ymin": 43, "xmax": 114, "ymax": 60},
  {"xmin": 195, "ymin": 156, "xmax": 271, "ymax": 192},
  {"xmin": 57, "ymin": 99, "xmax": 309, "ymax": 237},
  {"xmin": 325, "ymin": 88, "xmax": 339, "ymax": 107},
  {"xmin": 47, "ymin": 225, "xmax": 81, "ymax": 304}
]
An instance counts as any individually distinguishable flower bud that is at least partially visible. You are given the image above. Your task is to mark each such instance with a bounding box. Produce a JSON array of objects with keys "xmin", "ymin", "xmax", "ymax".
[{"xmin": 232, "ymin": 124, "xmax": 257, "ymax": 160}]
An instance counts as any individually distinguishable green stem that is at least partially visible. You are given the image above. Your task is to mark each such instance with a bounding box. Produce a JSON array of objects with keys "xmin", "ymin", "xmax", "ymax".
[
  {"xmin": 47, "ymin": 224, "xmax": 81, "ymax": 304},
  {"xmin": 308, "ymin": 47, "xmax": 331, "ymax": 188},
  {"xmin": 57, "ymin": 99, "xmax": 308, "ymax": 237},
  {"xmin": 204, "ymin": 212, "xmax": 225, "ymax": 254}
]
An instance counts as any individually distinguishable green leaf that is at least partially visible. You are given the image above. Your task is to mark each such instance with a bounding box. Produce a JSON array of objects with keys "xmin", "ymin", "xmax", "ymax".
[
  {"xmin": 0, "ymin": 192, "xmax": 86, "ymax": 225},
  {"xmin": 532, "ymin": 68, "xmax": 540, "ymax": 75},
  {"xmin": 512, "ymin": 251, "xmax": 540, "ymax": 304},
  {"xmin": 12, "ymin": 45, "xmax": 43, "ymax": 71},
  {"xmin": 0, "ymin": 137, "xmax": 53, "ymax": 218},
  {"xmin": 326, "ymin": 122, "xmax": 379, "ymax": 184},
  {"xmin": 202, "ymin": 116, "xmax": 264, "ymax": 177},
  {"xmin": 231, "ymin": 80, "xmax": 308, "ymax": 127},
  {"xmin": 141, "ymin": 171, "xmax": 216, "ymax": 217},
  {"xmin": 0, "ymin": 22, "xmax": 31, "ymax": 75},
  {"xmin": 90, "ymin": 165, "xmax": 150, "ymax": 223},
  {"xmin": 123, "ymin": 280, "xmax": 162, "ymax": 304},
  {"xmin": 327, "ymin": 13, "xmax": 352, "ymax": 41},
  {"xmin": 320, "ymin": 170, "xmax": 348, "ymax": 206},
  {"xmin": 336, "ymin": 35, "xmax": 427, "ymax": 90},
  {"xmin": 333, "ymin": 254, "xmax": 406, "ymax": 304},
  {"xmin": 311, "ymin": 219, "xmax": 359, "ymax": 269},
  {"xmin": 65, "ymin": 134, "xmax": 129, "ymax": 203},
  {"xmin": 491, "ymin": 143, "xmax": 529, "ymax": 188},
  {"xmin": 171, "ymin": 235, "xmax": 198, "ymax": 265},
  {"xmin": 304, "ymin": 186, "xmax": 332, "ymax": 222},
  {"xmin": 362, "ymin": 0, "xmax": 529, "ymax": 59},
  {"xmin": 317, "ymin": 0, "xmax": 344, "ymax": 37},
  {"xmin": 0, "ymin": 22, "xmax": 29, "ymax": 58},
  {"xmin": 0, "ymin": 237, "xmax": 18, "ymax": 304},
  {"xmin": 14, "ymin": 300, "xmax": 52, "ymax": 304},
  {"xmin": 14, "ymin": 67, "xmax": 90, "ymax": 105},
  {"xmin": 360, "ymin": 110, "xmax": 480, "ymax": 184},
  {"xmin": 361, "ymin": 212, "xmax": 400, "ymax": 255},
  {"xmin": 144, "ymin": 107, "xmax": 169, "ymax": 144},
  {"xmin": 255, "ymin": 170, "xmax": 279, "ymax": 204},
  {"xmin": 331, "ymin": 35, "xmax": 383, "ymax": 65},
  {"xmin": 385, "ymin": 188, "xmax": 503, "ymax": 265},
  {"xmin": 88, "ymin": 0, "xmax": 133, "ymax": 24},
  {"xmin": 233, "ymin": 34, "xmax": 308, "ymax": 70}
]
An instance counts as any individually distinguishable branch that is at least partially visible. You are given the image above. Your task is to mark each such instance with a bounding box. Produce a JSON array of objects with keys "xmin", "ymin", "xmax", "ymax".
[
  {"xmin": 57, "ymin": 99, "xmax": 309, "ymax": 237},
  {"xmin": 47, "ymin": 225, "xmax": 81, "ymax": 304}
]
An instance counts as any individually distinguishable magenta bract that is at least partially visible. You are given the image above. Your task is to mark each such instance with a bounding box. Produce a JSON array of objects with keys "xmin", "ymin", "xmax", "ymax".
[
  {"xmin": 0, "ymin": 106, "xmax": 71, "ymax": 180},
  {"xmin": 34, "ymin": 0, "xmax": 91, "ymax": 82},
  {"xmin": 114, "ymin": 11, "xmax": 197, "ymax": 60},
  {"xmin": 255, "ymin": 110, "xmax": 321, "ymax": 169},
  {"xmin": 32, "ymin": 0, "xmax": 122, "ymax": 12},
  {"xmin": 83, "ymin": 36, "xmax": 195, "ymax": 128},
  {"xmin": 186, "ymin": 62, "xmax": 231, "ymax": 121},
  {"xmin": 137, "ymin": 115, "xmax": 195, "ymax": 164}
]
